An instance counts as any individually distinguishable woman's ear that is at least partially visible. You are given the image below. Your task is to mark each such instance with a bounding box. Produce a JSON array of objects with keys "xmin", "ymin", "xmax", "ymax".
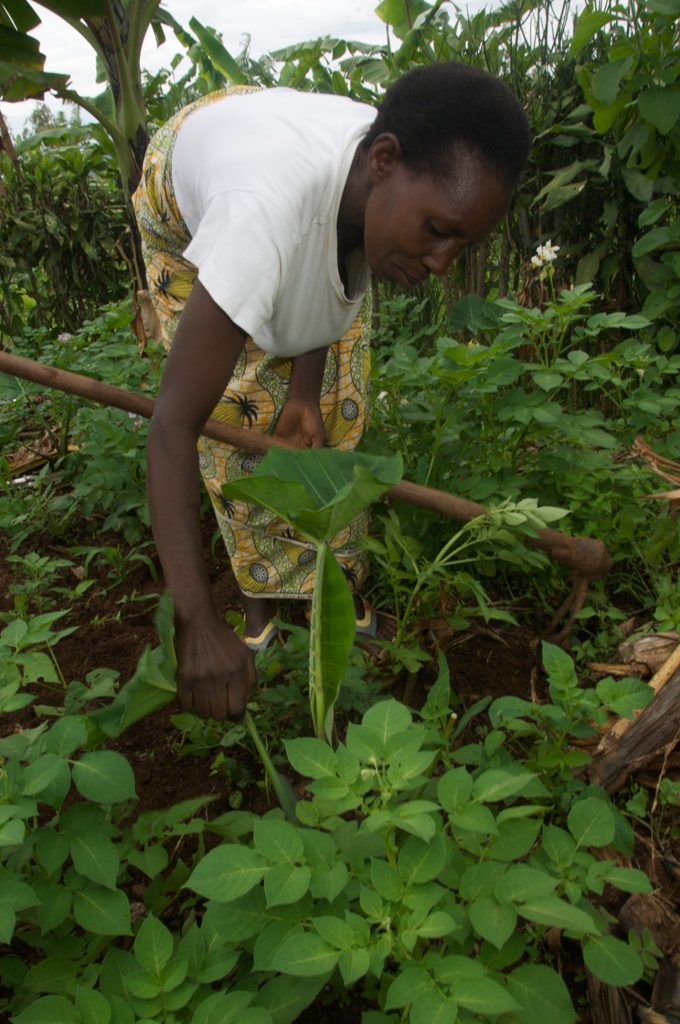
[{"xmin": 367, "ymin": 133, "xmax": 403, "ymax": 180}]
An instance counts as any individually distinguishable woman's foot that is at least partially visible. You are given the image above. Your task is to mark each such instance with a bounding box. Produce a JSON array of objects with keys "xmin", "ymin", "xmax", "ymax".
[{"xmin": 242, "ymin": 595, "xmax": 279, "ymax": 650}]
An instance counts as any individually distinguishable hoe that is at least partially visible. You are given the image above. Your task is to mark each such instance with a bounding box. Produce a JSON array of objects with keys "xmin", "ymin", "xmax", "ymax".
[{"xmin": 0, "ymin": 349, "xmax": 612, "ymax": 643}]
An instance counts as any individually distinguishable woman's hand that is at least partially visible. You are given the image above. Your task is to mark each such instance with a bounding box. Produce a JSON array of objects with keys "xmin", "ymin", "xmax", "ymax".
[
  {"xmin": 279, "ymin": 346, "xmax": 328, "ymax": 447},
  {"xmin": 274, "ymin": 398, "xmax": 326, "ymax": 448},
  {"xmin": 175, "ymin": 613, "xmax": 256, "ymax": 720}
]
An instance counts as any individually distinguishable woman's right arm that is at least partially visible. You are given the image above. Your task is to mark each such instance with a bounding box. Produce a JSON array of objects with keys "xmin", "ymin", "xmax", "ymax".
[{"xmin": 147, "ymin": 281, "xmax": 256, "ymax": 720}]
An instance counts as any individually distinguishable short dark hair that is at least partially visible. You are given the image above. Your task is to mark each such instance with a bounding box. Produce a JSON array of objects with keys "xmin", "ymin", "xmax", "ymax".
[{"xmin": 361, "ymin": 62, "xmax": 531, "ymax": 187}]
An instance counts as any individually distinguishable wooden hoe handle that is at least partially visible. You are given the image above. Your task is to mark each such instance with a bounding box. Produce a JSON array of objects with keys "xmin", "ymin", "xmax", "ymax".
[{"xmin": 0, "ymin": 350, "xmax": 612, "ymax": 581}]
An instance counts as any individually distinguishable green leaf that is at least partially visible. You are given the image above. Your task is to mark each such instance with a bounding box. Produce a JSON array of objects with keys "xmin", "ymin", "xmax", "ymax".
[
  {"xmin": 20, "ymin": 651, "xmax": 59, "ymax": 684},
  {"xmin": 621, "ymin": 166, "xmax": 653, "ymax": 203},
  {"xmin": 70, "ymin": 833, "xmax": 120, "ymax": 890},
  {"xmin": 193, "ymin": 991, "xmax": 268, "ymax": 1024},
  {"xmin": 257, "ymin": 974, "xmax": 327, "ymax": 1024},
  {"xmin": 410, "ymin": 989, "xmax": 458, "ymax": 1024},
  {"xmin": 338, "ymin": 947, "xmax": 370, "ymax": 987},
  {"xmin": 186, "ymin": 845, "xmax": 267, "ymax": 902},
  {"xmin": 542, "ymin": 641, "xmax": 577, "ymax": 692},
  {"xmin": 533, "ymin": 371, "xmax": 564, "ymax": 392},
  {"xmin": 603, "ymin": 866, "xmax": 651, "ymax": 894},
  {"xmin": 507, "ymin": 964, "xmax": 576, "ymax": 1022},
  {"xmin": 461, "ymin": 862, "xmax": 506, "ymax": 902},
  {"xmin": 312, "ymin": 915, "xmax": 355, "ymax": 950},
  {"xmin": 437, "ymin": 767, "xmax": 473, "ymax": 813},
  {"xmin": 0, "ymin": 875, "xmax": 39, "ymax": 919},
  {"xmin": 517, "ymin": 896, "xmax": 598, "ymax": 934},
  {"xmin": 254, "ymin": 819, "xmax": 304, "ymax": 864},
  {"xmin": 223, "ymin": 448, "xmax": 402, "ymax": 544},
  {"xmin": 1, "ymin": 0, "xmax": 41, "ymax": 33},
  {"xmin": 74, "ymin": 986, "xmax": 112, "ymax": 1024},
  {"xmin": 595, "ymin": 677, "xmax": 653, "ymax": 718},
  {"xmin": 451, "ymin": 803, "xmax": 498, "ymax": 834},
  {"xmin": 0, "ymin": 819, "xmax": 25, "ymax": 847},
  {"xmin": 375, "ymin": 0, "xmax": 430, "ymax": 38},
  {"xmin": 385, "ymin": 966, "xmax": 434, "ymax": 1009},
  {"xmin": 472, "ymin": 769, "xmax": 536, "ymax": 803},
  {"xmin": 255, "ymin": 920, "xmax": 301, "ymax": 972},
  {"xmin": 34, "ymin": 828, "xmax": 67, "ymax": 875},
  {"xmin": 567, "ymin": 797, "xmax": 616, "ymax": 848},
  {"xmin": 127, "ymin": 844, "xmax": 168, "ymax": 879},
  {"xmin": 632, "ymin": 225, "xmax": 675, "ymax": 258},
  {"xmin": 421, "ymin": 650, "xmax": 451, "ymax": 720},
  {"xmin": 591, "ymin": 57, "xmax": 633, "ymax": 105},
  {"xmin": 13, "ymin": 995, "xmax": 80, "ymax": 1024},
  {"xmin": 310, "ymin": 860, "xmax": 347, "ymax": 903},
  {"xmin": 44, "ymin": 716, "xmax": 88, "ymax": 757},
  {"xmin": 542, "ymin": 826, "xmax": 577, "ymax": 869},
  {"xmin": 21, "ymin": 754, "xmax": 70, "ymax": 798},
  {"xmin": 495, "ymin": 866, "xmax": 559, "ymax": 904},
  {"xmin": 344, "ymin": 722, "xmax": 383, "ymax": 762},
  {"xmin": 125, "ymin": 967, "xmax": 160, "ymax": 999},
  {"xmin": 435, "ymin": 955, "xmax": 486, "ymax": 983},
  {"xmin": 309, "ymin": 543, "xmax": 355, "ymax": 741},
  {"xmin": 398, "ymin": 832, "xmax": 447, "ymax": 885},
  {"xmin": 23, "ymin": 956, "xmax": 77, "ymax": 994},
  {"xmin": 637, "ymin": 86, "xmax": 680, "ymax": 134},
  {"xmin": 285, "ymin": 738, "xmax": 337, "ymax": 779},
  {"xmin": 271, "ymin": 931, "xmax": 339, "ymax": 977},
  {"xmin": 188, "ymin": 17, "xmax": 248, "ymax": 84},
  {"xmin": 469, "ymin": 897, "xmax": 517, "ymax": 949},
  {"xmin": 370, "ymin": 859, "xmax": 403, "ymax": 901},
  {"xmin": 244, "ymin": 716, "xmax": 298, "ymax": 822},
  {"xmin": 73, "ymin": 886, "xmax": 131, "ymax": 936},
  {"xmin": 264, "ymin": 863, "xmax": 311, "ymax": 908},
  {"xmin": 196, "ymin": 948, "xmax": 239, "ymax": 985},
  {"xmin": 72, "ymin": 751, "xmax": 136, "ymax": 803},
  {"xmin": 583, "ymin": 934, "xmax": 643, "ymax": 986},
  {"xmin": 570, "ymin": 9, "xmax": 612, "ymax": 53},
  {"xmin": 363, "ymin": 699, "xmax": 412, "ymax": 744},
  {"xmin": 488, "ymin": 818, "xmax": 542, "ymax": 862},
  {"xmin": 133, "ymin": 915, "xmax": 174, "ymax": 974},
  {"xmin": 454, "ymin": 975, "xmax": 519, "ymax": 1015},
  {"xmin": 33, "ymin": 881, "xmax": 71, "ymax": 934}
]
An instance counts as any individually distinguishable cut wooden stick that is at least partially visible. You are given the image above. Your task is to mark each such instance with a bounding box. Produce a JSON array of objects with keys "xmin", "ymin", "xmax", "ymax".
[
  {"xmin": 590, "ymin": 652, "xmax": 680, "ymax": 793},
  {"xmin": 597, "ymin": 641, "xmax": 680, "ymax": 752}
]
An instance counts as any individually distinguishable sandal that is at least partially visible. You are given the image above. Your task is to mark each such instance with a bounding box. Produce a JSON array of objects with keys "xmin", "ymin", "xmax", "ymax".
[
  {"xmin": 303, "ymin": 594, "xmax": 381, "ymax": 640},
  {"xmin": 243, "ymin": 620, "xmax": 280, "ymax": 652},
  {"xmin": 353, "ymin": 595, "xmax": 379, "ymax": 639}
]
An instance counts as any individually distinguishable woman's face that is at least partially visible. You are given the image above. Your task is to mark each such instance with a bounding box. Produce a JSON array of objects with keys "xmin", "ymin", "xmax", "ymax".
[{"xmin": 362, "ymin": 139, "xmax": 512, "ymax": 288}]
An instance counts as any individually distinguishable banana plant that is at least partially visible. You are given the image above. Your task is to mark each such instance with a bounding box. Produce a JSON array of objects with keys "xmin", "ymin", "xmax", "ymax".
[
  {"xmin": 222, "ymin": 447, "xmax": 403, "ymax": 743},
  {"xmin": 0, "ymin": 0, "xmax": 189, "ymax": 291}
]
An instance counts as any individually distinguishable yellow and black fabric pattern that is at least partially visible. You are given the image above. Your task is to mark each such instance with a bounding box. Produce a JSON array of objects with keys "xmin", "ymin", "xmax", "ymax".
[{"xmin": 132, "ymin": 88, "xmax": 371, "ymax": 599}]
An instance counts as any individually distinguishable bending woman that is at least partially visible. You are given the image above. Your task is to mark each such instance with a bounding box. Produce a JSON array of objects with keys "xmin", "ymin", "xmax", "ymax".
[{"xmin": 133, "ymin": 62, "xmax": 531, "ymax": 720}]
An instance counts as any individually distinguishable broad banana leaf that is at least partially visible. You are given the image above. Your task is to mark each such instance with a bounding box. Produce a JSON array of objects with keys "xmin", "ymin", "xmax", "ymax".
[
  {"xmin": 222, "ymin": 448, "xmax": 403, "ymax": 545},
  {"xmin": 309, "ymin": 542, "xmax": 356, "ymax": 742}
]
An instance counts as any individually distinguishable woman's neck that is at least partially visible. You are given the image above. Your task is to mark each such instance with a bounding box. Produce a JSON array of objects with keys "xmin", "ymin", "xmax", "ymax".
[{"xmin": 337, "ymin": 144, "xmax": 371, "ymax": 279}]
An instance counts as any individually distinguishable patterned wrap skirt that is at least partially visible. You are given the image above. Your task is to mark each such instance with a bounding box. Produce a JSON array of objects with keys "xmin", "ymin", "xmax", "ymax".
[{"xmin": 132, "ymin": 88, "xmax": 371, "ymax": 600}]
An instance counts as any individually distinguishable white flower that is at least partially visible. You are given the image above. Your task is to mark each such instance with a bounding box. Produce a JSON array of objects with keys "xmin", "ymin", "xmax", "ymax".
[
  {"xmin": 57, "ymin": 332, "xmax": 73, "ymax": 342},
  {"xmin": 531, "ymin": 240, "xmax": 560, "ymax": 268}
]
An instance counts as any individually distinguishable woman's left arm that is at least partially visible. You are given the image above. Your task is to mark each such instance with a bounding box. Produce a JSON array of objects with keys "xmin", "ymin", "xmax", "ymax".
[{"xmin": 274, "ymin": 347, "xmax": 328, "ymax": 448}]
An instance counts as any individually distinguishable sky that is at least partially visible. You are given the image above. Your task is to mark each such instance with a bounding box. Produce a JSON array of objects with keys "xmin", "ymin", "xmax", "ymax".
[{"xmin": 1, "ymin": 0, "xmax": 399, "ymax": 134}]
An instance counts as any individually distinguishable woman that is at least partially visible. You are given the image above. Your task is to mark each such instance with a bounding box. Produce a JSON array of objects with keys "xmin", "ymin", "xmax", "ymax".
[{"xmin": 133, "ymin": 62, "xmax": 531, "ymax": 720}]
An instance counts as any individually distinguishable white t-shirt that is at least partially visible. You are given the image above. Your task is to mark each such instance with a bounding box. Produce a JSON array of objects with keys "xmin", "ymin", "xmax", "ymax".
[{"xmin": 171, "ymin": 88, "xmax": 375, "ymax": 357}]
